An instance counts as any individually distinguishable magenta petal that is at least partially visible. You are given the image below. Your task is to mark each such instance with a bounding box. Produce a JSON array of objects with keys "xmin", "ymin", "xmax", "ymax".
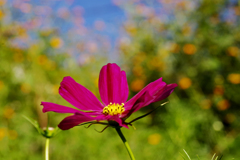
[
  {"xmin": 59, "ymin": 76, "xmax": 104, "ymax": 111},
  {"xmin": 152, "ymin": 83, "xmax": 178, "ymax": 103},
  {"xmin": 120, "ymin": 71, "xmax": 129, "ymax": 103},
  {"xmin": 123, "ymin": 91, "xmax": 154, "ymax": 117},
  {"xmin": 58, "ymin": 113, "xmax": 97, "ymax": 130},
  {"xmin": 99, "ymin": 63, "xmax": 128, "ymax": 105},
  {"xmin": 42, "ymin": 102, "xmax": 80, "ymax": 113},
  {"xmin": 124, "ymin": 81, "xmax": 177, "ymax": 117},
  {"xmin": 112, "ymin": 116, "xmax": 129, "ymax": 129},
  {"xmin": 124, "ymin": 78, "xmax": 166, "ymax": 110}
]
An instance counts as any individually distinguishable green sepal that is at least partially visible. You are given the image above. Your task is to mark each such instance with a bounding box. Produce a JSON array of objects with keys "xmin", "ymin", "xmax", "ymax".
[
  {"xmin": 22, "ymin": 115, "xmax": 60, "ymax": 138},
  {"xmin": 22, "ymin": 115, "xmax": 43, "ymax": 135},
  {"xmin": 127, "ymin": 101, "xmax": 168, "ymax": 124}
]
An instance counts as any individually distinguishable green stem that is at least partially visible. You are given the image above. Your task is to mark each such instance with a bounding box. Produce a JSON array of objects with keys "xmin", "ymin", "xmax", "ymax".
[
  {"xmin": 45, "ymin": 138, "xmax": 50, "ymax": 160},
  {"xmin": 115, "ymin": 128, "xmax": 136, "ymax": 160}
]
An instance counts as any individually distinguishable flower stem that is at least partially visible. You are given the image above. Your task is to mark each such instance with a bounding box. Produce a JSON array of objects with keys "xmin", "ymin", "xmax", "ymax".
[
  {"xmin": 115, "ymin": 128, "xmax": 135, "ymax": 160},
  {"xmin": 45, "ymin": 138, "xmax": 50, "ymax": 160}
]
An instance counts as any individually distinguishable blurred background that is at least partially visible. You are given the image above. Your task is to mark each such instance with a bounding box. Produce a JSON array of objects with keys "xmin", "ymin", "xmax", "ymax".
[{"xmin": 1, "ymin": 0, "xmax": 240, "ymax": 159}]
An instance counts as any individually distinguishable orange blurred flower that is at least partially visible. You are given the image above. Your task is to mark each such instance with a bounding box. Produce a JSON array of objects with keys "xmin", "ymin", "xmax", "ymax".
[
  {"xmin": 227, "ymin": 46, "xmax": 239, "ymax": 57},
  {"xmin": 225, "ymin": 113, "xmax": 236, "ymax": 123},
  {"xmin": 227, "ymin": 73, "xmax": 240, "ymax": 84},
  {"xmin": 0, "ymin": 10, "xmax": 4, "ymax": 19},
  {"xmin": 148, "ymin": 133, "xmax": 161, "ymax": 145},
  {"xmin": 130, "ymin": 79, "xmax": 145, "ymax": 92},
  {"xmin": 132, "ymin": 66, "xmax": 144, "ymax": 77},
  {"xmin": 217, "ymin": 99, "xmax": 230, "ymax": 111},
  {"xmin": 3, "ymin": 107, "xmax": 15, "ymax": 119},
  {"xmin": 132, "ymin": 53, "xmax": 146, "ymax": 65},
  {"xmin": 0, "ymin": 128, "xmax": 7, "ymax": 141},
  {"xmin": 178, "ymin": 77, "xmax": 192, "ymax": 89},
  {"xmin": 200, "ymin": 99, "xmax": 212, "ymax": 109},
  {"xmin": 213, "ymin": 85, "xmax": 224, "ymax": 95},
  {"xmin": 183, "ymin": 44, "xmax": 197, "ymax": 55},
  {"xmin": 234, "ymin": 6, "xmax": 240, "ymax": 16},
  {"xmin": 0, "ymin": 0, "xmax": 6, "ymax": 6},
  {"xmin": 50, "ymin": 37, "xmax": 63, "ymax": 48},
  {"xmin": 8, "ymin": 130, "xmax": 18, "ymax": 140},
  {"xmin": 13, "ymin": 52, "xmax": 24, "ymax": 62}
]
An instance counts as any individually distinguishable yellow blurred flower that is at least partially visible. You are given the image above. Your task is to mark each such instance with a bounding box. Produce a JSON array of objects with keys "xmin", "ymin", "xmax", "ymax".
[
  {"xmin": 227, "ymin": 46, "xmax": 239, "ymax": 57},
  {"xmin": 13, "ymin": 52, "xmax": 24, "ymax": 62},
  {"xmin": 20, "ymin": 83, "xmax": 31, "ymax": 93},
  {"xmin": 50, "ymin": 37, "xmax": 63, "ymax": 48},
  {"xmin": 130, "ymin": 79, "xmax": 145, "ymax": 92},
  {"xmin": 37, "ymin": 55, "xmax": 48, "ymax": 65},
  {"xmin": 94, "ymin": 78, "xmax": 99, "ymax": 87},
  {"xmin": 0, "ymin": 0, "xmax": 6, "ymax": 6},
  {"xmin": 234, "ymin": 6, "xmax": 240, "ymax": 16},
  {"xmin": 182, "ymin": 25, "xmax": 191, "ymax": 36},
  {"xmin": 178, "ymin": 77, "xmax": 192, "ymax": 89},
  {"xmin": 52, "ymin": 85, "xmax": 59, "ymax": 95},
  {"xmin": 177, "ymin": 1, "xmax": 187, "ymax": 9},
  {"xmin": 148, "ymin": 133, "xmax": 161, "ymax": 145},
  {"xmin": 125, "ymin": 24, "xmax": 137, "ymax": 36},
  {"xmin": 17, "ymin": 26, "xmax": 27, "ymax": 36},
  {"xmin": 217, "ymin": 99, "xmax": 230, "ymax": 111},
  {"xmin": 0, "ymin": 10, "xmax": 4, "ymax": 19},
  {"xmin": 170, "ymin": 43, "xmax": 180, "ymax": 53},
  {"xmin": 0, "ymin": 80, "xmax": 4, "ymax": 90},
  {"xmin": 213, "ymin": 85, "xmax": 224, "ymax": 95},
  {"xmin": 132, "ymin": 53, "xmax": 146, "ymax": 65},
  {"xmin": 225, "ymin": 114, "xmax": 236, "ymax": 123},
  {"xmin": 0, "ymin": 128, "xmax": 7, "ymax": 141},
  {"xmin": 44, "ymin": 60, "xmax": 56, "ymax": 71},
  {"xmin": 228, "ymin": 73, "xmax": 240, "ymax": 84},
  {"xmin": 200, "ymin": 99, "xmax": 212, "ymax": 109},
  {"xmin": 8, "ymin": 130, "xmax": 18, "ymax": 140},
  {"xmin": 183, "ymin": 44, "xmax": 197, "ymax": 55},
  {"xmin": 132, "ymin": 66, "xmax": 144, "ymax": 77},
  {"xmin": 3, "ymin": 107, "xmax": 15, "ymax": 119},
  {"xmin": 214, "ymin": 75, "xmax": 224, "ymax": 85}
]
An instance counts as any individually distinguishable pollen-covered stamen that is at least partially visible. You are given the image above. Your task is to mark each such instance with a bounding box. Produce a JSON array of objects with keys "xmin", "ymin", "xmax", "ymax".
[{"xmin": 102, "ymin": 102, "xmax": 125, "ymax": 116}]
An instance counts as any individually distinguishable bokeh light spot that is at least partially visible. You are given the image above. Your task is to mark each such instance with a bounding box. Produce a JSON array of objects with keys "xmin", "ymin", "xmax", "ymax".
[
  {"xmin": 148, "ymin": 133, "xmax": 161, "ymax": 145},
  {"xmin": 183, "ymin": 44, "xmax": 197, "ymax": 55},
  {"xmin": 178, "ymin": 77, "xmax": 192, "ymax": 89},
  {"xmin": 228, "ymin": 73, "xmax": 240, "ymax": 84}
]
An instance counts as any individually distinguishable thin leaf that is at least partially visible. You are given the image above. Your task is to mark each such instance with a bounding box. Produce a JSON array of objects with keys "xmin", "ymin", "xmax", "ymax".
[
  {"xmin": 218, "ymin": 155, "xmax": 223, "ymax": 160},
  {"xmin": 52, "ymin": 127, "xmax": 61, "ymax": 136},
  {"xmin": 179, "ymin": 152, "xmax": 186, "ymax": 160},
  {"xmin": 214, "ymin": 156, "xmax": 218, "ymax": 160},
  {"xmin": 211, "ymin": 153, "xmax": 216, "ymax": 160},
  {"xmin": 127, "ymin": 101, "xmax": 169, "ymax": 124},
  {"xmin": 197, "ymin": 155, "xmax": 200, "ymax": 160},
  {"xmin": 183, "ymin": 149, "xmax": 191, "ymax": 160},
  {"xmin": 22, "ymin": 115, "xmax": 42, "ymax": 134}
]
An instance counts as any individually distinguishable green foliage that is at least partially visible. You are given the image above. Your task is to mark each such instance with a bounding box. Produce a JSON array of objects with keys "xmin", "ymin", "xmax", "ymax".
[{"xmin": 0, "ymin": 0, "xmax": 240, "ymax": 160}]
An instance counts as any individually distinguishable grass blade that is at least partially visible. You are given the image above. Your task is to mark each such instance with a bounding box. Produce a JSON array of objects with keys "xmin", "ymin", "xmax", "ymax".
[{"xmin": 183, "ymin": 149, "xmax": 191, "ymax": 160}]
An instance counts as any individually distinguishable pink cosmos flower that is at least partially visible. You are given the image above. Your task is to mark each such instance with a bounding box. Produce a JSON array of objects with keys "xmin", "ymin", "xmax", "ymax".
[{"xmin": 41, "ymin": 63, "xmax": 177, "ymax": 130}]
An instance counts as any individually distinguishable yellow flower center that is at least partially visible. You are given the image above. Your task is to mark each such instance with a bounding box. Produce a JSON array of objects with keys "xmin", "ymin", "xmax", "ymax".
[{"xmin": 102, "ymin": 103, "xmax": 125, "ymax": 116}]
